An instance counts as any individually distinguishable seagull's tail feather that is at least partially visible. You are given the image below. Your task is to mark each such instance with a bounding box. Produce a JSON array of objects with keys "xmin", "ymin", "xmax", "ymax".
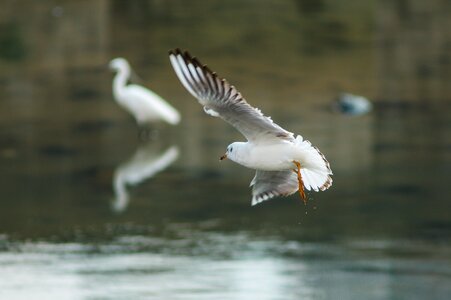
[{"xmin": 295, "ymin": 135, "xmax": 333, "ymax": 192}]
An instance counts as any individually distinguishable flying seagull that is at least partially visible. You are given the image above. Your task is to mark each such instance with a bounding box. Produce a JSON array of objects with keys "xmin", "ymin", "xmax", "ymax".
[
  {"xmin": 169, "ymin": 49, "xmax": 332, "ymax": 205},
  {"xmin": 109, "ymin": 57, "xmax": 181, "ymax": 126}
]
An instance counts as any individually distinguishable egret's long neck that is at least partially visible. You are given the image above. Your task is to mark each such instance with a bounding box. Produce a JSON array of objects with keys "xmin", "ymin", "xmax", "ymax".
[
  {"xmin": 112, "ymin": 173, "xmax": 129, "ymax": 212},
  {"xmin": 113, "ymin": 65, "xmax": 130, "ymax": 98}
]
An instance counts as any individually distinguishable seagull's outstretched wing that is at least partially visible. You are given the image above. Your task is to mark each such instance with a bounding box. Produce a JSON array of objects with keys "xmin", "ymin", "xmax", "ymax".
[
  {"xmin": 250, "ymin": 170, "xmax": 299, "ymax": 206},
  {"xmin": 169, "ymin": 49, "xmax": 294, "ymax": 143}
]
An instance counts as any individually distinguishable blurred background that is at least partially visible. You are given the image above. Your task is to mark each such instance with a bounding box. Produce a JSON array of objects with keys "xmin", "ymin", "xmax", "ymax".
[{"xmin": 0, "ymin": 0, "xmax": 450, "ymax": 299}]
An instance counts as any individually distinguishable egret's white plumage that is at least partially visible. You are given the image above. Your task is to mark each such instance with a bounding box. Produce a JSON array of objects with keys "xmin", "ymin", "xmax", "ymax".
[
  {"xmin": 112, "ymin": 144, "xmax": 179, "ymax": 213},
  {"xmin": 169, "ymin": 49, "xmax": 333, "ymax": 205},
  {"xmin": 109, "ymin": 58, "xmax": 181, "ymax": 125}
]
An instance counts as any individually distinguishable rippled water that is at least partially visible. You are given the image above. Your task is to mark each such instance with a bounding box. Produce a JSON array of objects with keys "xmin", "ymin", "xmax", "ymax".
[
  {"xmin": 1, "ymin": 0, "xmax": 451, "ymax": 299},
  {"xmin": 2, "ymin": 233, "xmax": 450, "ymax": 299}
]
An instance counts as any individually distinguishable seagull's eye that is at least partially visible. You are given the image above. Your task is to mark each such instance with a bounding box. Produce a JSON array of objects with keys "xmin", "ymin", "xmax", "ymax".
[{"xmin": 230, "ymin": 147, "xmax": 233, "ymax": 152}]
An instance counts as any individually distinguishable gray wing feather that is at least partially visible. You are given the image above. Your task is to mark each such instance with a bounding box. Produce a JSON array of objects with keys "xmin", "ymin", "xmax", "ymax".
[
  {"xmin": 169, "ymin": 49, "xmax": 294, "ymax": 143},
  {"xmin": 250, "ymin": 170, "xmax": 299, "ymax": 206}
]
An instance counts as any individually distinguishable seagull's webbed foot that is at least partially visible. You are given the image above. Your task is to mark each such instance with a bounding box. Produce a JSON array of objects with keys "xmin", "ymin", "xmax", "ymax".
[{"xmin": 293, "ymin": 160, "xmax": 307, "ymax": 205}]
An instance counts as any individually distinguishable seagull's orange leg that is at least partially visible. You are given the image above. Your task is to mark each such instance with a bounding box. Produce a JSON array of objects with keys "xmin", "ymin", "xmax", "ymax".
[{"xmin": 293, "ymin": 160, "xmax": 307, "ymax": 205}]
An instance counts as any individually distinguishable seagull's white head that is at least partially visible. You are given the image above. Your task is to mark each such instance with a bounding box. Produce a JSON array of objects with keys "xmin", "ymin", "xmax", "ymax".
[
  {"xmin": 109, "ymin": 57, "xmax": 130, "ymax": 73},
  {"xmin": 220, "ymin": 142, "xmax": 246, "ymax": 163}
]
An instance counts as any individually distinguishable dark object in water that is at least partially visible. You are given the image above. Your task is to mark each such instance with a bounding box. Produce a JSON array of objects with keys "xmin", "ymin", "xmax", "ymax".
[{"xmin": 334, "ymin": 93, "xmax": 372, "ymax": 116}]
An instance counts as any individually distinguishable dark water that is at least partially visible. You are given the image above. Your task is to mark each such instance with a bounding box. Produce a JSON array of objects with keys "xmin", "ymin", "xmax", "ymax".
[{"xmin": 1, "ymin": 0, "xmax": 451, "ymax": 299}]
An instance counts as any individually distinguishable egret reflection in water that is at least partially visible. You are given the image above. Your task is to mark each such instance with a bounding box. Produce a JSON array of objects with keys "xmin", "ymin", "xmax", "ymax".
[{"xmin": 112, "ymin": 142, "xmax": 179, "ymax": 213}]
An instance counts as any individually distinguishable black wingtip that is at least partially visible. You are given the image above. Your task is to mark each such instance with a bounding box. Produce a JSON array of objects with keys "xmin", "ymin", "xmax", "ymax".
[
  {"xmin": 170, "ymin": 49, "xmax": 205, "ymax": 68},
  {"xmin": 168, "ymin": 48, "xmax": 215, "ymax": 78},
  {"xmin": 184, "ymin": 50, "xmax": 197, "ymax": 64},
  {"xmin": 192, "ymin": 57, "xmax": 204, "ymax": 68},
  {"xmin": 168, "ymin": 48, "xmax": 184, "ymax": 56},
  {"xmin": 169, "ymin": 49, "xmax": 200, "ymax": 67}
]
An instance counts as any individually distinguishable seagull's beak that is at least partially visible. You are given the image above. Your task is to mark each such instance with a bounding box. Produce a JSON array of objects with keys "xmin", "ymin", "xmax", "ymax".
[{"xmin": 219, "ymin": 154, "xmax": 227, "ymax": 161}]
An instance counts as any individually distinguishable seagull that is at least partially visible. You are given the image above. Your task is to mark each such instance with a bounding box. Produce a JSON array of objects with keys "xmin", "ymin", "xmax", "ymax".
[
  {"xmin": 169, "ymin": 49, "xmax": 333, "ymax": 205},
  {"xmin": 112, "ymin": 144, "xmax": 179, "ymax": 213},
  {"xmin": 335, "ymin": 93, "xmax": 372, "ymax": 116},
  {"xmin": 109, "ymin": 58, "xmax": 181, "ymax": 126}
]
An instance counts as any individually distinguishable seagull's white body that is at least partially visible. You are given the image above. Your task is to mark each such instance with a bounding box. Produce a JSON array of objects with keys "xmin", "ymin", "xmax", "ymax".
[
  {"xmin": 112, "ymin": 144, "xmax": 179, "ymax": 212},
  {"xmin": 169, "ymin": 49, "xmax": 332, "ymax": 205},
  {"xmin": 229, "ymin": 139, "xmax": 319, "ymax": 171},
  {"xmin": 110, "ymin": 58, "xmax": 181, "ymax": 125}
]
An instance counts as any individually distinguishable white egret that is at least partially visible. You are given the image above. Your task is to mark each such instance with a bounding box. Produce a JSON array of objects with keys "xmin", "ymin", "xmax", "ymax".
[
  {"xmin": 109, "ymin": 58, "xmax": 181, "ymax": 126},
  {"xmin": 169, "ymin": 49, "xmax": 332, "ymax": 206}
]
